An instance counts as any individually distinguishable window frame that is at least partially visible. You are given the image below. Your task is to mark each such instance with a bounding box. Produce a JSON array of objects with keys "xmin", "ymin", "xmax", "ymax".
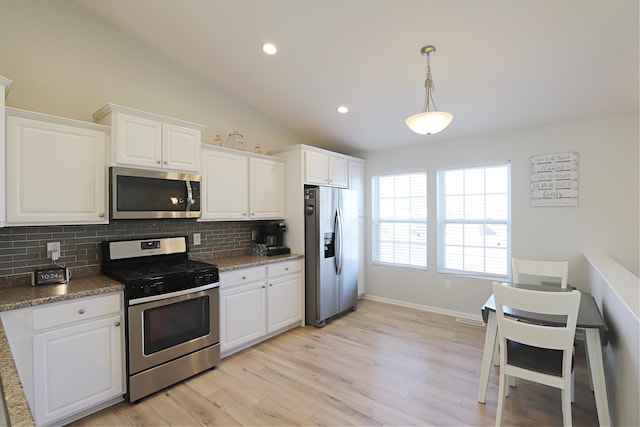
[
  {"xmin": 371, "ymin": 171, "xmax": 428, "ymax": 270},
  {"xmin": 436, "ymin": 163, "xmax": 511, "ymax": 280}
]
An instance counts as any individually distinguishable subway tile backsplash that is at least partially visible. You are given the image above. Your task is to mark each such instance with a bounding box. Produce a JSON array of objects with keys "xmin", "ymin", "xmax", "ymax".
[{"xmin": 0, "ymin": 219, "xmax": 260, "ymax": 278}]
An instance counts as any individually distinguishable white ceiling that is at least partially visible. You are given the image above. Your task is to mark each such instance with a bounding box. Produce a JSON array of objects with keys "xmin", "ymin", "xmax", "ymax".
[{"xmin": 74, "ymin": 0, "xmax": 638, "ymax": 154}]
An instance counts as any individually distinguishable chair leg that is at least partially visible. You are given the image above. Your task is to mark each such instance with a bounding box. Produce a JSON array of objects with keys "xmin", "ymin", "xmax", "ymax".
[
  {"xmin": 561, "ymin": 386, "xmax": 573, "ymax": 426},
  {"xmin": 505, "ymin": 375, "xmax": 510, "ymax": 397},
  {"xmin": 571, "ymin": 370, "xmax": 575, "ymax": 403},
  {"xmin": 584, "ymin": 339, "xmax": 594, "ymax": 391},
  {"xmin": 496, "ymin": 372, "xmax": 507, "ymax": 427}
]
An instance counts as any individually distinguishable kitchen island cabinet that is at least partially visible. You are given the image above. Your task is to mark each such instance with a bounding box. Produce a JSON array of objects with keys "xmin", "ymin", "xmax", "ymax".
[
  {"xmin": 5, "ymin": 108, "xmax": 109, "ymax": 226},
  {"xmin": 219, "ymin": 258, "xmax": 302, "ymax": 357},
  {"xmin": 201, "ymin": 145, "xmax": 285, "ymax": 221},
  {"xmin": 94, "ymin": 103, "xmax": 205, "ymax": 173}
]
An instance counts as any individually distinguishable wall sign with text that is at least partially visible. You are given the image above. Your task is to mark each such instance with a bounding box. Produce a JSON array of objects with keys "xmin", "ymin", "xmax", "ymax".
[{"xmin": 530, "ymin": 152, "xmax": 578, "ymax": 207}]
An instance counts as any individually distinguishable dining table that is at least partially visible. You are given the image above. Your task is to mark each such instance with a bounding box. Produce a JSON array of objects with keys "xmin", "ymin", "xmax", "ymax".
[{"xmin": 477, "ymin": 283, "xmax": 610, "ymax": 427}]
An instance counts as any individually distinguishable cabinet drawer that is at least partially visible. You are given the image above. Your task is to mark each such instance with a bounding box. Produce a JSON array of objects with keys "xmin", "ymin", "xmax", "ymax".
[
  {"xmin": 33, "ymin": 293, "xmax": 122, "ymax": 331},
  {"xmin": 220, "ymin": 266, "xmax": 267, "ymax": 288},
  {"xmin": 268, "ymin": 260, "xmax": 302, "ymax": 278}
]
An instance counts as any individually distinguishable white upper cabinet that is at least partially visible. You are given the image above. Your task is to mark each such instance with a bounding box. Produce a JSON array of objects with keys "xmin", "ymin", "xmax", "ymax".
[
  {"xmin": 5, "ymin": 108, "xmax": 108, "ymax": 226},
  {"xmin": 304, "ymin": 150, "xmax": 329, "ymax": 184},
  {"xmin": 201, "ymin": 147, "xmax": 248, "ymax": 220},
  {"xmin": 304, "ymin": 149, "xmax": 349, "ymax": 188},
  {"xmin": 94, "ymin": 104, "xmax": 205, "ymax": 173},
  {"xmin": 201, "ymin": 146, "xmax": 285, "ymax": 221},
  {"xmin": 249, "ymin": 157, "xmax": 285, "ymax": 219},
  {"xmin": 0, "ymin": 75, "xmax": 12, "ymax": 228}
]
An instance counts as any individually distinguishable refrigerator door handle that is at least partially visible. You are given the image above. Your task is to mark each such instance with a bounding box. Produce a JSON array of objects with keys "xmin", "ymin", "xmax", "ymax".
[{"xmin": 335, "ymin": 207, "xmax": 344, "ymax": 275}]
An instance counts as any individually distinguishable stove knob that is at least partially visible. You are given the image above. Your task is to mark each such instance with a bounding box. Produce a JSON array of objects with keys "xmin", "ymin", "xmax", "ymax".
[
  {"xmin": 143, "ymin": 286, "xmax": 151, "ymax": 294},
  {"xmin": 157, "ymin": 284, "xmax": 164, "ymax": 292}
]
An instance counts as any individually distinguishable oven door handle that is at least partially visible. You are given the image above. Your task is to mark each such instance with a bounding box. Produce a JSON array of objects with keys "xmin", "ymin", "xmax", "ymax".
[{"xmin": 128, "ymin": 282, "xmax": 219, "ymax": 305}]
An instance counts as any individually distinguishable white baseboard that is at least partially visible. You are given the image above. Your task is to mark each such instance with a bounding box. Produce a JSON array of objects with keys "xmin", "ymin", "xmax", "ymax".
[{"xmin": 360, "ymin": 294, "xmax": 485, "ymax": 324}]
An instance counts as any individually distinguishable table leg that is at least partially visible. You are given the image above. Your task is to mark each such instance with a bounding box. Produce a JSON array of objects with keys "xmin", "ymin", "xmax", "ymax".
[
  {"xmin": 585, "ymin": 328, "xmax": 611, "ymax": 426},
  {"xmin": 478, "ymin": 311, "xmax": 497, "ymax": 403}
]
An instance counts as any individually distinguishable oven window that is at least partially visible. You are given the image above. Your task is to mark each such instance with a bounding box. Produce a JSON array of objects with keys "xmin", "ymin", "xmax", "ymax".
[{"xmin": 143, "ymin": 296, "xmax": 210, "ymax": 355}]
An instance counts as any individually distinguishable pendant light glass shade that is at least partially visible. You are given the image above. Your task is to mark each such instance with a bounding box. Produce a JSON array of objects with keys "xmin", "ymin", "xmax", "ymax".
[
  {"xmin": 406, "ymin": 45, "xmax": 453, "ymax": 135},
  {"xmin": 405, "ymin": 111, "xmax": 454, "ymax": 135}
]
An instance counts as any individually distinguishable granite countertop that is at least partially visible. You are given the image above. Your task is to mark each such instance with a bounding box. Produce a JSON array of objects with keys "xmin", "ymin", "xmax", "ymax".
[
  {"xmin": 197, "ymin": 253, "xmax": 304, "ymax": 272},
  {"xmin": 0, "ymin": 253, "xmax": 303, "ymax": 426}
]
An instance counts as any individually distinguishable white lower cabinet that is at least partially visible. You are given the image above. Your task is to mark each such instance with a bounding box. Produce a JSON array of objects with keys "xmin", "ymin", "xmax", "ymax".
[
  {"xmin": 219, "ymin": 259, "xmax": 302, "ymax": 357},
  {"xmin": 0, "ymin": 293, "xmax": 125, "ymax": 426}
]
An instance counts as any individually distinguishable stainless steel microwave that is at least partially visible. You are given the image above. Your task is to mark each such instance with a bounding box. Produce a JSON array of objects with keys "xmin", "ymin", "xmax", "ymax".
[{"xmin": 110, "ymin": 167, "xmax": 201, "ymax": 219}]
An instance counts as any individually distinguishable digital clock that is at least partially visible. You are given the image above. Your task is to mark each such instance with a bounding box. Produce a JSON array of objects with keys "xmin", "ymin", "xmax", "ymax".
[{"xmin": 32, "ymin": 267, "xmax": 69, "ymax": 286}]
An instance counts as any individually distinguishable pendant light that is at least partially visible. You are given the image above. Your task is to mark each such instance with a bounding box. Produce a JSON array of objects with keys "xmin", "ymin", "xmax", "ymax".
[{"xmin": 405, "ymin": 45, "xmax": 453, "ymax": 135}]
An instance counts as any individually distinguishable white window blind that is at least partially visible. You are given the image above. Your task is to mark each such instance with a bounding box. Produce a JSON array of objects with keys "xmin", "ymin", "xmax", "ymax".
[
  {"xmin": 372, "ymin": 172, "xmax": 427, "ymax": 268},
  {"xmin": 437, "ymin": 164, "xmax": 510, "ymax": 279}
]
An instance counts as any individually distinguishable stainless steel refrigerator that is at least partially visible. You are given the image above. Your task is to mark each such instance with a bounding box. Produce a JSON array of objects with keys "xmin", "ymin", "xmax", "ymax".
[{"xmin": 304, "ymin": 185, "xmax": 358, "ymax": 327}]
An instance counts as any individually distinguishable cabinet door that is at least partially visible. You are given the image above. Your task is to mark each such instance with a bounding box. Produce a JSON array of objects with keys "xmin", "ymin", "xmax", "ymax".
[
  {"xmin": 201, "ymin": 148, "xmax": 248, "ymax": 220},
  {"xmin": 32, "ymin": 315, "xmax": 124, "ymax": 425},
  {"xmin": 6, "ymin": 116, "xmax": 107, "ymax": 225},
  {"xmin": 162, "ymin": 123, "xmax": 201, "ymax": 172},
  {"xmin": 249, "ymin": 157, "xmax": 285, "ymax": 219},
  {"xmin": 219, "ymin": 282, "xmax": 267, "ymax": 353},
  {"xmin": 328, "ymin": 156, "xmax": 349, "ymax": 188},
  {"xmin": 304, "ymin": 150, "xmax": 329, "ymax": 184},
  {"xmin": 113, "ymin": 112, "xmax": 163, "ymax": 168},
  {"xmin": 267, "ymin": 273, "xmax": 302, "ymax": 332}
]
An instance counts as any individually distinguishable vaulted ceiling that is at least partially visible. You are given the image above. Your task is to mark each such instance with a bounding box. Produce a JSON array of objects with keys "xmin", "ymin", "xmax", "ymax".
[{"xmin": 75, "ymin": 0, "xmax": 639, "ymax": 154}]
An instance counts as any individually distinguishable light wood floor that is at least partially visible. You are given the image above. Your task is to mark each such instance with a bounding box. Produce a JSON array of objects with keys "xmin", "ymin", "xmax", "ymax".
[{"xmin": 69, "ymin": 299, "xmax": 599, "ymax": 426}]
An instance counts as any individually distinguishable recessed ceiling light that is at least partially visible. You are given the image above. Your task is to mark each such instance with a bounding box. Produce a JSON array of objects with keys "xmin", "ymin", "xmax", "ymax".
[
  {"xmin": 262, "ymin": 43, "xmax": 277, "ymax": 55},
  {"xmin": 337, "ymin": 106, "xmax": 349, "ymax": 114}
]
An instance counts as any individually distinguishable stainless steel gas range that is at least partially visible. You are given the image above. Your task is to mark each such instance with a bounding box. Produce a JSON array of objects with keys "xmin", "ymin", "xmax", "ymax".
[{"xmin": 101, "ymin": 236, "xmax": 220, "ymax": 402}]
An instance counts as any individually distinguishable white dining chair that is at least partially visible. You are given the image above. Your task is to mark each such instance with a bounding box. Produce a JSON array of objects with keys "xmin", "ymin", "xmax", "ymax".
[
  {"xmin": 511, "ymin": 257, "xmax": 569, "ymax": 288},
  {"xmin": 509, "ymin": 257, "xmax": 580, "ymax": 397},
  {"xmin": 492, "ymin": 282, "xmax": 581, "ymax": 427}
]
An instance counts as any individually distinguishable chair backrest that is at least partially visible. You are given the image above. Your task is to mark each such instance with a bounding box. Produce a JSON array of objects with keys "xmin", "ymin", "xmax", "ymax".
[
  {"xmin": 512, "ymin": 257, "xmax": 569, "ymax": 288},
  {"xmin": 492, "ymin": 282, "xmax": 580, "ymax": 351}
]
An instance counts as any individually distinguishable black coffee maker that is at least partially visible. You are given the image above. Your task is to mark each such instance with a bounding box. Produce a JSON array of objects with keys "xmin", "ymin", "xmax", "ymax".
[{"xmin": 255, "ymin": 221, "xmax": 291, "ymax": 256}]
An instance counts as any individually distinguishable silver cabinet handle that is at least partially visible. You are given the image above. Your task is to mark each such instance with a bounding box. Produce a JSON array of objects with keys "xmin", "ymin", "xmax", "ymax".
[
  {"xmin": 242, "ymin": 276, "xmax": 247, "ymax": 280},
  {"xmin": 99, "ymin": 213, "xmax": 105, "ymax": 218},
  {"xmin": 78, "ymin": 309, "xmax": 85, "ymax": 314},
  {"xmin": 156, "ymin": 160, "xmax": 161, "ymax": 164},
  {"xmin": 115, "ymin": 321, "xmax": 121, "ymax": 327},
  {"xmin": 261, "ymin": 285, "xmax": 266, "ymax": 288}
]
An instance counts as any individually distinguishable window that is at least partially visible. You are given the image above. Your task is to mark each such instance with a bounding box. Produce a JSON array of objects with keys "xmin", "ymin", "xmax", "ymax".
[
  {"xmin": 372, "ymin": 172, "xmax": 427, "ymax": 268},
  {"xmin": 437, "ymin": 164, "xmax": 510, "ymax": 279}
]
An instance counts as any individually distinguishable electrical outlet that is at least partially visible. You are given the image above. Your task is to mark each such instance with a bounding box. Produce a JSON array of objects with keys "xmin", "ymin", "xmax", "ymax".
[
  {"xmin": 193, "ymin": 233, "xmax": 201, "ymax": 246},
  {"xmin": 444, "ymin": 279, "xmax": 452, "ymax": 290},
  {"xmin": 47, "ymin": 242, "xmax": 61, "ymax": 260}
]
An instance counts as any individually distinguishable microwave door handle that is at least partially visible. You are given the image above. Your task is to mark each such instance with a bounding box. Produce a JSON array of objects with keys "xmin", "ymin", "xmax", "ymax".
[{"xmin": 185, "ymin": 181, "xmax": 193, "ymax": 213}]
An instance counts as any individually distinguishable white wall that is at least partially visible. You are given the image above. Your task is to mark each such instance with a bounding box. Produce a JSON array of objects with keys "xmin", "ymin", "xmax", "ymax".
[
  {"xmin": 362, "ymin": 113, "xmax": 639, "ymax": 317},
  {"xmin": 0, "ymin": 0, "xmax": 305, "ymax": 153}
]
